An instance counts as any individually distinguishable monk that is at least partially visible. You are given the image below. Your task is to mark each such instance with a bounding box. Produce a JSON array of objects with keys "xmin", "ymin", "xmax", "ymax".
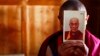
[
  {"xmin": 38, "ymin": 0, "xmax": 100, "ymax": 56},
  {"xmin": 65, "ymin": 18, "xmax": 83, "ymax": 40}
]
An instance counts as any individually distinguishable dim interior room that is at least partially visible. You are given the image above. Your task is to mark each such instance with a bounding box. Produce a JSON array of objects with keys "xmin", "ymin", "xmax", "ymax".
[{"xmin": 0, "ymin": 0, "xmax": 100, "ymax": 56}]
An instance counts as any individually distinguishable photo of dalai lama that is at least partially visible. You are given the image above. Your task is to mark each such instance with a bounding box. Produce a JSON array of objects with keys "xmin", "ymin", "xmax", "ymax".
[{"xmin": 65, "ymin": 17, "xmax": 83, "ymax": 40}]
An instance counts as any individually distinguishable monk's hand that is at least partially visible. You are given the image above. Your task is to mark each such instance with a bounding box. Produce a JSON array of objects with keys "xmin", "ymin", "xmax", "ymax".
[{"xmin": 58, "ymin": 40, "xmax": 88, "ymax": 56}]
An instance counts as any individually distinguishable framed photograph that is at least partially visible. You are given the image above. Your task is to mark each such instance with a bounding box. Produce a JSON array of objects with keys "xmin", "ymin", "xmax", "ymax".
[{"xmin": 63, "ymin": 10, "xmax": 86, "ymax": 42}]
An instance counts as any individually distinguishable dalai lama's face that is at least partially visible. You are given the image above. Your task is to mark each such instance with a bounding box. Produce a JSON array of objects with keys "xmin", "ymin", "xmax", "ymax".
[{"xmin": 69, "ymin": 18, "xmax": 79, "ymax": 32}]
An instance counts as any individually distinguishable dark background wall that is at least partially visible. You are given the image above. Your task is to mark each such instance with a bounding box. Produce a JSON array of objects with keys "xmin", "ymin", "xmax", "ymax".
[{"xmin": 81, "ymin": 0, "xmax": 100, "ymax": 38}]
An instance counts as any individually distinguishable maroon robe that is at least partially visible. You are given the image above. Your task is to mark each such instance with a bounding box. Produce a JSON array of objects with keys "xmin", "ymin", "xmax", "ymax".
[
  {"xmin": 65, "ymin": 30, "xmax": 83, "ymax": 40},
  {"xmin": 38, "ymin": 30, "xmax": 100, "ymax": 56}
]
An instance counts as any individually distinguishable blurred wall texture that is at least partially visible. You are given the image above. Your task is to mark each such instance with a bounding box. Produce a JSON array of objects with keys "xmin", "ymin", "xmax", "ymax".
[{"xmin": 0, "ymin": 0, "xmax": 63, "ymax": 56}]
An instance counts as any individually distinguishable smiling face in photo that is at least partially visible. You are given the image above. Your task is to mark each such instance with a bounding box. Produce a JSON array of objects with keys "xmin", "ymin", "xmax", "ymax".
[{"xmin": 69, "ymin": 18, "xmax": 79, "ymax": 32}]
